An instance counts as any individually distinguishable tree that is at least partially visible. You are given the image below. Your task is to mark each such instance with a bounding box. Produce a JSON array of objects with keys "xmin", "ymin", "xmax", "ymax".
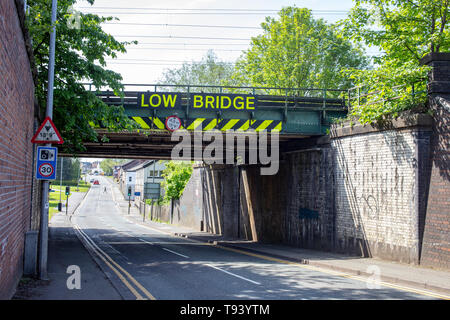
[
  {"xmin": 158, "ymin": 50, "xmax": 235, "ymax": 92},
  {"xmin": 160, "ymin": 161, "xmax": 193, "ymax": 201},
  {"xmin": 55, "ymin": 157, "xmax": 80, "ymax": 185},
  {"xmin": 100, "ymin": 158, "xmax": 127, "ymax": 176},
  {"xmin": 230, "ymin": 7, "xmax": 368, "ymax": 94},
  {"xmin": 341, "ymin": 0, "xmax": 449, "ymax": 123},
  {"xmin": 26, "ymin": 0, "xmax": 138, "ymax": 153}
]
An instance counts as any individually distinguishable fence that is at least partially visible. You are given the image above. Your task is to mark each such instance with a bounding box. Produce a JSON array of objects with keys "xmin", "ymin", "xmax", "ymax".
[
  {"xmin": 347, "ymin": 82, "xmax": 427, "ymax": 113},
  {"xmin": 136, "ymin": 200, "xmax": 171, "ymax": 223}
]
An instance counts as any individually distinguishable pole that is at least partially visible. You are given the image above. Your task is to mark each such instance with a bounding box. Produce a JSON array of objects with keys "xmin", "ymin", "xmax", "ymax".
[
  {"xmin": 153, "ymin": 160, "xmax": 156, "ymax": 184},
  {"xmin": 39, "ymin": 0, "xmax": 58, "ymax": 280},
  {"xmin": 151, "ymin": 200, "xmax": 154, "ymax": 221},
  {"xmin": 66, "ymin": 194, "xmax": 68, "ymax": 216},
  {"xmin": 76, "ymin": 162, "xmax": 80, "ymax": 191},
  {"xmin": 59, "ymin": 157, "xmax": 63, "ymax": 211},
  {"xmin": 143, "ymin": 201, "xmax": 146, "ymax": 222},
  {"xmin": 128, "ymin": 197, "xmax": 131, "ymax": 215}
]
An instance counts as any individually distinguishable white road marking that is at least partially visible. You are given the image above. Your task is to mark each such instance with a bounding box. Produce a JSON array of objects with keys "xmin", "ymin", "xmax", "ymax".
[
  {"xmin": 205, "ymin": 264, "xmax": 261, "ymax": 285},
  {"xmin": 161, "ymin": 247, "xmax": 190, "ymax": 258},
  {"xmin": 138, "ymin": 238, "xmax": 154, "ymax": 245}
]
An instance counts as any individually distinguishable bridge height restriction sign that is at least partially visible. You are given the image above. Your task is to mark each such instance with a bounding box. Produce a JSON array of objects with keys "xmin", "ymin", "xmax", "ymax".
[
  {"xmin": 165, "ymin": 115, "xmax": 182, "ymax": 131},
  {"xmin": 36, "ymin": 146, "xmax": 58, "ymax": 180},
  {"xmin": 31, "ymin": 116, "xmax": 64, "ymax": 144}
]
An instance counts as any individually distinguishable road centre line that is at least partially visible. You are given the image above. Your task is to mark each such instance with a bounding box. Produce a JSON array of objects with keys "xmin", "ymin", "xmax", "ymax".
[
  {"xmin": 104, "ymin": 223, "xmax": 190, "ymax": 259},
  {"xmin": 161, "ymin": 247, "xmax": 190, "ymax": 258},
  {"xmin": 205, "ymin": 263, "xmax": 261, "ymax": 285},
  {"xmin": 90, "ymin": 185, "xmax": 192, "ymax": 260},
  {"xmin": 102, "ymin": 224, "xmax": 190, "ymax": 259},
  {"xmin": 136, "ymin": 237, "xmax": 190, "ymax": 258}
]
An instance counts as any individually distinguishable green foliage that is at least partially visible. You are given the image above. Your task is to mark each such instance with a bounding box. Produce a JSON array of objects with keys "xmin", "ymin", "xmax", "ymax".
[
  {"xmin": 341, "ymin": 0, "xmax": 449, "ymax": 123},
  {"xmin": 158, "ymin": 50, "xmax": 235, "ymax": 91},
  {"xmin": 26, "ymin": 0, "xmax": 138, "ymax": 153},
  {"xmin": 100, "ymin": 158, "xmax": 127, "ymax": 175},
  {"xmin": 230, "ymin": 7, "xmax": 368, "ymax": 94},
  {"xmin": 145, "ymin": 196, "xmax": 168, "ymax": 206},
  {"xmin": 160, "ymin": 161, "xmax": 193, "ymax": 201},
  {"xmin": 55, "ymin": 157, "xmax": 80, "ymax": 183},
  {"xmin": 345, "ymin": 62, "xmax": 429, "ymax": 123}
]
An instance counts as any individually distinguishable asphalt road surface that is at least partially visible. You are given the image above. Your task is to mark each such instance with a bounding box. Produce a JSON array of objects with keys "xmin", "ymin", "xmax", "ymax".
[{"xmin": 71, "ymin": 176, "xmax": 437, "ymax": 300}]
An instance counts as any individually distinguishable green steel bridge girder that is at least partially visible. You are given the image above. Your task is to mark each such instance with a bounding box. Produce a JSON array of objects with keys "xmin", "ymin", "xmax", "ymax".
[{"xmin": 96, "ymin": 88, "xmax": 349, "ymax": 135}]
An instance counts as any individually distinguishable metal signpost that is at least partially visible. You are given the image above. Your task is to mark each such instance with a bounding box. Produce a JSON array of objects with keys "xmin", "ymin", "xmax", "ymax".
[
  {"xmin": 58, "ymin": 157, "xmax": 63, "ymax": 211},
  {"xmin": 65, "ymin": 186, "xmax": 70, "ymax": 216},
  {"xmin": 36, "ymin": 147, "xmax": 58, "ymax": 181},
  {"xmin": 33, "ymin": 0, "xmax": 59, "ymax": 281},
  {"xmin": 128, "ymin": 186, "xmax": 132, "ymax": 215}
]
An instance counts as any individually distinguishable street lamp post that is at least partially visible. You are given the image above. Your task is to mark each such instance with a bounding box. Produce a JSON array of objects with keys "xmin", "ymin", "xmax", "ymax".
[
  {"xmin": 58, "ymin": 157, "xmax": 63, "ymax": 211},
  {"xmin": 39, "ymin": 0, "xmax": 58, "ymax": 281}
]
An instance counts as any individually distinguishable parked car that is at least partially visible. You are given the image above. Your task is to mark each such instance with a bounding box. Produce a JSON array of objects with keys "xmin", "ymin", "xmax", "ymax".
[
  {"xmin": 90, "ymin": 178, "xmax": 94, "ymax": 183},
  {"xmin": 93, "ymin": 180, "xmax": 100, "ymax": 185}
]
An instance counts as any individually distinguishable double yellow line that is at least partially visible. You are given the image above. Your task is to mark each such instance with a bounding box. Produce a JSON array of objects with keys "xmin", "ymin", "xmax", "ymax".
[{"xmin": 73, "ymin": 223, "xmax": 156, "ymax": 300}]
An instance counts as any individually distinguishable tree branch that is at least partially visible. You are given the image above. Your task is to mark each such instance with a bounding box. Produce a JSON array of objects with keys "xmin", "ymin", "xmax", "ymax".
[
  {"xmin": 32, "ymin": 36, "xmax": 48, "ymax": 56},
  {"xmin": 436, "ymin": 0, "xmax": 449, "ymax": 52}
]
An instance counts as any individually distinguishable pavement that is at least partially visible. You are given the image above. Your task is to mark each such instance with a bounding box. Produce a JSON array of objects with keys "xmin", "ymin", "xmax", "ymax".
[
  {"xmin": 105, "ymin": 178, "xmax": 450, "ymax": 297},
  {"xmin": 13, "ymin": 190, "xmax": 121, "ymax": 300}
]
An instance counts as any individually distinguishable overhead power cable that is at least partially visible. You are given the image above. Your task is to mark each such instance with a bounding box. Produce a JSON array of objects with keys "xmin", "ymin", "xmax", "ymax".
[
  {"xmin": 106, "ymin": 62, "xmax": 235, "ymax": 66},
  {"xmin": 79, "ymin": 7, "xmax": 282, "ymax": 11},
  {"xmin": 113, "ymin": 35, "xmax": 251, "ymax": 41},
  {"xmin": 79, "ymin": 7, "xmax": 349, "ymax": 13},
  {"xmin": 80, "ymin": 10, "xmax": 349, "ymax": 16},
  {"xmin": 126, "ymin": 47, "xmax": 244, "ymax": 52},
  {"xmin": 107, "ymin": 58, "xmax": 235, "ymax": 63},
  {"xmin": 129, "ymin": 42, "xmax": 249, "ymax": 46},
  {"xmin": 104, "ymin": 22, "xmax": 261, "ymax": 29}
]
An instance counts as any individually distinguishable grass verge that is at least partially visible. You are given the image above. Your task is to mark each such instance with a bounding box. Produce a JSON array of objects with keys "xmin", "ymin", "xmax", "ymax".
[{"xmin": 48, "ymin": 181, "xmax": 90, "ymax": 220}]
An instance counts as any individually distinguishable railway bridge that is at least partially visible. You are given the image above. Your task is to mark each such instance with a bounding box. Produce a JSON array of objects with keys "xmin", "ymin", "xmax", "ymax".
[{"xmin": 66, "ymin": 84, "xmax": 349, "ymax": 159}]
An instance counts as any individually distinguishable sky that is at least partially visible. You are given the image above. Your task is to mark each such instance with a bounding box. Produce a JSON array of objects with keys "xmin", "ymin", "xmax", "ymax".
[
  {"xmin": 75, "ymin": 0, "xmax": 359, "ymax": 163},
  {"xmin": 73, "ymin": 0, "xmax": 362, "ymax": 88}
]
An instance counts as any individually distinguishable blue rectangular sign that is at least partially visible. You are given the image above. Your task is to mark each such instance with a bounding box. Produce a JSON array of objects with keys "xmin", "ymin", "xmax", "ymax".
[
  {"xmin": 36, "ymin": 146, "xmax": 58, "ymax": 180},
  {"xmin": 134, "ymin": 191, "xmax": 141, "ymax": 196}
]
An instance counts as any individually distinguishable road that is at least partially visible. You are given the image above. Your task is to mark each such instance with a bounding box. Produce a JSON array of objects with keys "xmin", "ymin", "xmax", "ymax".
[{"xmin": 71, "ymin": 175, "xmax": 435, "ymax": 300}]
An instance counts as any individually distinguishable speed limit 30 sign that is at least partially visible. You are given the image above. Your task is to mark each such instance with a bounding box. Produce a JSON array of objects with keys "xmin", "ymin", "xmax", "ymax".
[
  {"xmin": 38, "ymin": 163, "xmax": 55, "ymax": 178},
  {"xmin": 36, "ymin": 146, "xmax": 58, "ymax": 180}
]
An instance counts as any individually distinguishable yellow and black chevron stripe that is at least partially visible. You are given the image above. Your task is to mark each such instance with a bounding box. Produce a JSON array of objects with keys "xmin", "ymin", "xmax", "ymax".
[
  {"xmin": 130, "ymin": 117, "xmax": 282, "ymax": 132},
  {"xmin": 131, "ymin": 116, "xmax": 175, "ymax": 130}
]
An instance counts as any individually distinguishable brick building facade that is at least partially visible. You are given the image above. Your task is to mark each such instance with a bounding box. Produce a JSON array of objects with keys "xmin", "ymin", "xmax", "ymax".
[{"xmin": 0, "ymin": 0, "xmax": 38, "ymax": 299}]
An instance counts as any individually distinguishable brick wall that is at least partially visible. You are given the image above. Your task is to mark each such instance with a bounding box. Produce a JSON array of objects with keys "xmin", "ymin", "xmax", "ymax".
[
  {"xmin": 232, "ymin": 118, "xmax": 433, "ymax": 264},
  {"xmin": 282, "ymin": 147, "xmax": 335, "ymax": 249},
  {"xmin": 420, "ymin": 53, "xmax": 450, "ymax": 270},
  {"xmin": 330, "ymin": 119, "xmax": 432, "ymax": 263},
  {"xmin": 0, "ymin": 0, "xmax": 36, "ymax": 299}
]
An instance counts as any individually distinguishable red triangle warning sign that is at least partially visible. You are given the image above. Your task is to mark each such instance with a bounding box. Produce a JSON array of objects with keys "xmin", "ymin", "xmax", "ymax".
[{"xmin": 31, "ymin": 117, "xmax": 64, "ymax": 144}]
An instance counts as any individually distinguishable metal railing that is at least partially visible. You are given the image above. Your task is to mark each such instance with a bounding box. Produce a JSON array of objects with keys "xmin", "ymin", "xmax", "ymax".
[
  {"xmin": 82, "ymin": 83, "xmax": 349, "ymax": 109},
  {"xmin": 347, "ymin": 81, "xmax": 427, "ymax": 113}
]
